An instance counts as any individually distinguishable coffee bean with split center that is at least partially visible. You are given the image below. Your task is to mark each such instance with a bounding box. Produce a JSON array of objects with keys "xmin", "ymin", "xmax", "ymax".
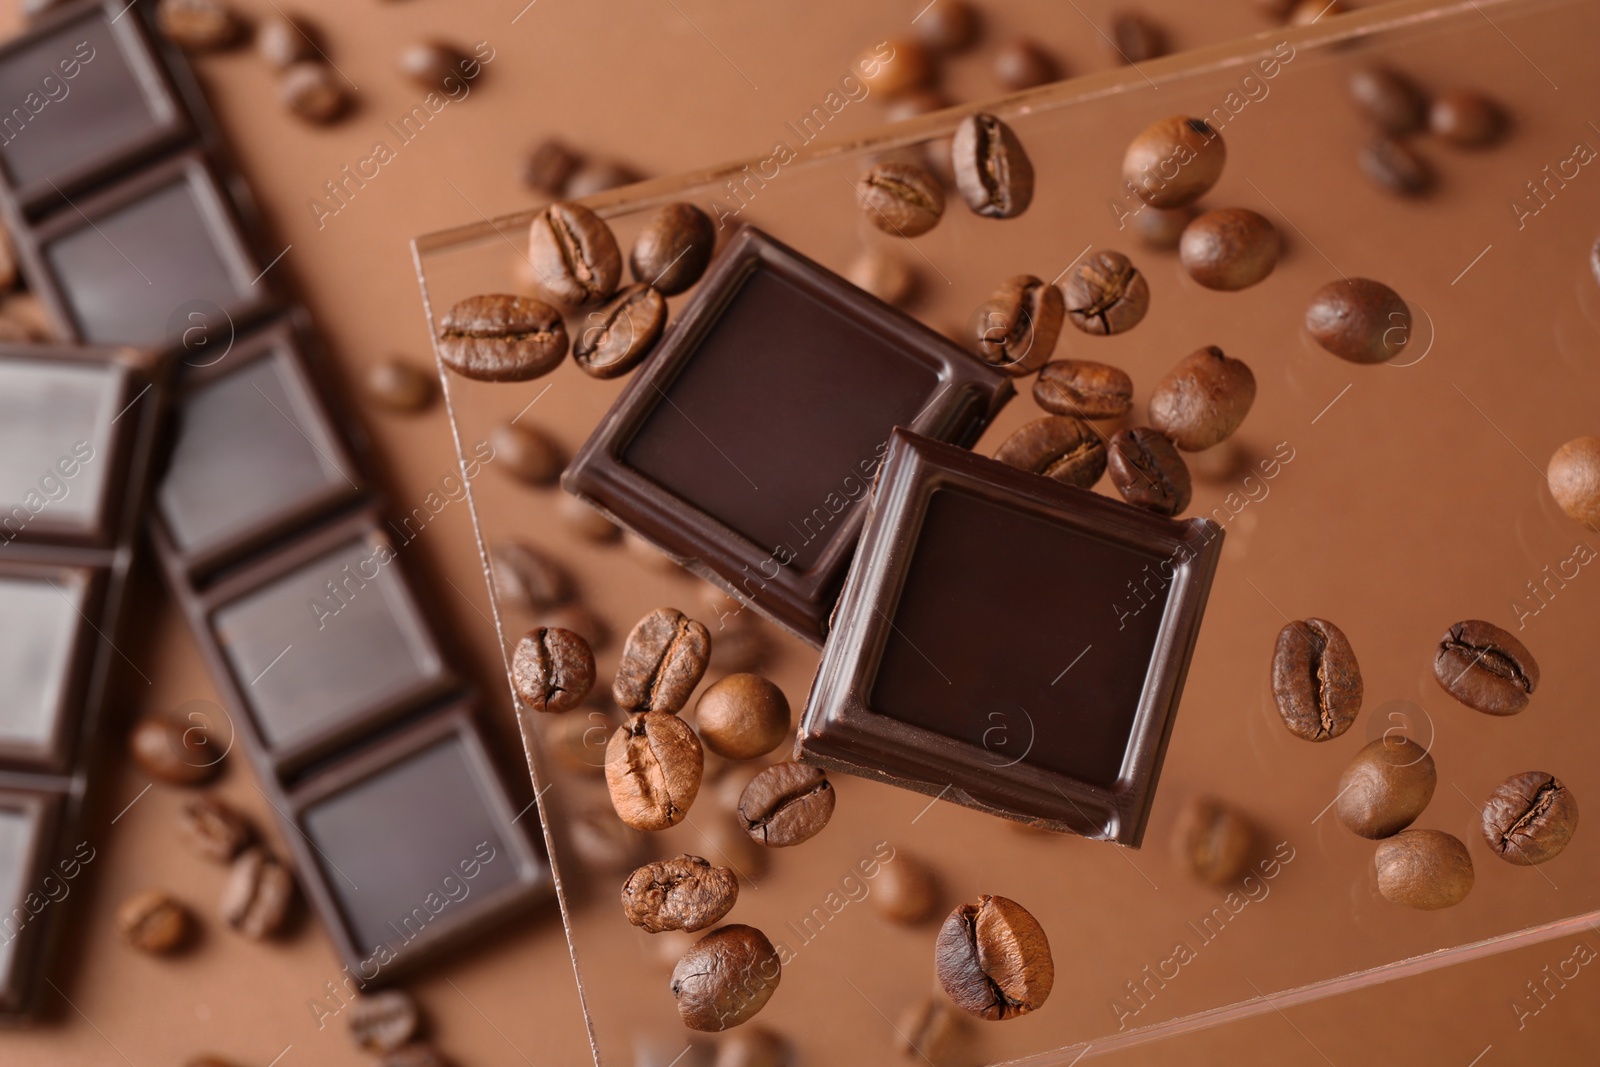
[
  {"xmin": 1375, "ymin": 829, "xmax": 1473, "ymax": 910},
  {"xmin": 606, "ymin": 711, "xmax": 703, "ymax": 830},
  {"xmin": 1433, "ymin": 619, "xmax": 1539, "ymax": 715},
  {"xmin": 1032, "ymin": 359, "xmax": 1134, "ymax": 420},
  {"xmin": 614, "ymin": 607, "xmax": 713, "ymax": 713},
  {"xmin": 738, "ymin": 761, "xmax": 835, "ymax": 847},
  {"xmin": 1171, "ymin": 796, "xmax": 1254, "ymax": 884},
  {"xmin": 993, "ymin": 416, "xmax": 1106, "ymax": 488},
  {"xmin": 935, "ymin": 895, "xmax": 1053, "ymax": 1021},
  {"xmin": 1336, "ymin": 738, "xmax": 1436, "ymax": 838},
  {"xmin": 970, "ymin": 274, "xmax": 1062, "ymax": 375},
  {"xmin": 671, "ymin": 924, "xmax": 782, "ymax": 1031},
  {"xmin": 1270, "ymin": 618, "xmax": 1363, "ymax": 741},
  {"xmin": 491, "ymin": 541, "xmax": 571, "ymax": 614},
  {"xmin": 177, "ymin": 795, "xmax": 254, "ymax": 864},
  {"xmin": 118, "ymin": 889, "xmax": 192, "ymax": 954},
  {"xmin": 438, "ymin": 294, "xmax": 567, "ymax": 381},
  {"xmin": 859, "ymin": 161, "xmax": 945, "ymax": 237},
  {"xmin": 1359, "ymin": 136, "xmax": 1434, "ymax": 196},
  {"xmin": 573, "ymin": 283, "xmax": 666, "ymax": 379},
  {"xmin": 630, "ymin": 203, "xmax": 715, "ymax": 295},
  {"xmin": 348, "ymin": 990, "xmax": 420, "ymax": 1054},
  {"xmin": 1060, "ymin": 250, "xmax": 1149, "ymax": 335},
  {"xmin": 622, "ymin": 854, "xmax": 739, "ymax": 933},
  {"xmin": 1482, "ymin": 771, "xmax": 1577, "ymax": 866},
  {"xmin": 512, "ymin": 626, "xmax": 595, "ymax": 714},
  {"xmin": 1147, "ymin": 345, "xmax": 1256, "ymax": 451},
  {"xmin": 951, "ymin": 113, "xmax": 1034, "ymax": 219},
  {"xmin": 527, "ymin": 201, "xmax": 622, "ymax": 306},
  {"xmin": 1107, "ymin": 427, "xmax": 1191, "ymax": 515},
  {"xmin": 221, "ymin": 847, "xmax": 296, "ymax": 939}
]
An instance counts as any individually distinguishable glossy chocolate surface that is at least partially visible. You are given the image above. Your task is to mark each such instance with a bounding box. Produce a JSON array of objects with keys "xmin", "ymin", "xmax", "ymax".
[
  {"xmin": 0, "ymin": 791, "xmax": 56, "ymax": 1016},
  {"xmin": 0, "ymin": 566, "xmax": 94, "ymax": 768}
]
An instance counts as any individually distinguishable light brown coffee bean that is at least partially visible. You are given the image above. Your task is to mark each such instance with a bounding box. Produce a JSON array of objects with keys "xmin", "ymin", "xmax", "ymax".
[
  {"xmin": 1170, "ymin": 796, "xmax": 1254, "ymax": 884},
  {"xmin": 1060, "ymin": 250, "xmax": 1149, "ymax": 335},
  {"xmin": 348, "ymin": 990, "xmax": 420, "ymax": 1054},
  {"xmin": 490, "ymin": 541, "xmax": 571, "ymax": 613},
  {"xmin": 951, "ymin": 113, "xmax": 1034, "ymax": 219},
  {"xmin": 895, "ymin": 997, "xmax": 966, "ymax": 1063},
  {"xmin": 1348, "ymin": 66, "xmax": 1428, "ymax": 136},
  {"xmin": 935, "ymin": 895, "xmax": 1053, "ymax": 1020},
  {"xmin": 872, "ymin": 849, "xmax": 940, "ymax": 924},
  {"xmin": 1106, "ymin": 11, "xmax": 1166, "ymax": 63},
  {"xmin": 281, "ymin": 63, "xmax": 350, "ymax": 125},
  {"xmin": 399, "ymin": 40, "xmax": 468, "ymax": 92},
  {"xmin": 991, "ymin": 38, "xmax": 1058, "ymax": 91},
  {"xmin": 1337, "ymin": 738, "xmax": 1436, "ymax": 838},
  {"xmin": 573, "ymin": 283, "xmax": 666, "ymax": 379},
  {"xmin": 606, "ymin": 711, "xmax": 703, "ymax": 830},
  {"xmin": 1270, "ymin": 618, "xmax": 1363, "ymax": 741},
  {"xmin": 694, "ymin": 674, "xmax": 790, "ymax": 761},
  {"xmin": 846, "ymin": 247, "xmax": 918, "ymax": 306},
  {"xmin": 157, "ymin": 0, "xmax": 242, "ymax": 52},
  {"xmin": 1547, "ymin": 437, "xmax": 1600, "ymax": 526},
  {"xmin": 623, "ymin": 854, "xmax": 739, "ymax": 933},
  {"xmin": 630, "ymin": 203, "xmax": 715, "ymax": 295},
  {"xmin": 130, "ymin": 711, "xmax": 223, "ymax": 785},
  {"xmin": 490, "ymin": 421, "xmax": 565, "ymax": 485},
  {"xmin": 857, "ymin": 38, "xmax": 934, "ymax": 98},
  {"xmin": 671, "ymin": 925, "xmax": 782, "ymax": 1031},
  {"xmin": 1107, "ymin": 427, "xmax": 1191, "ymax": 515},
  {"xmin": 614, "ymin": 607, "xmax": 713, "ymax": 713},
  {"xmin": 221, "ymin": 847, "xmax": 295, "ymax": 939},
  {"xmin": 527, "ymin": 201, "xmax": 622, "ymax": 306},
  {"xmin": 365, "ymin": 358, "xmax": 434, "ymax": 414},
  {"xmin": 738, "ymin": 762, "xmax": 835, "ymax": 847},
  {"xmin": 1433, "ymin": 619, "xmax": 1539, "ymax": 716},
  {"xmin": 859, "ymin": 161, "xmax": 945, "ymax": 237},
  {"xmin": 438, "ymin": 294, "xmax": 567, "ymax": 381},
  {"xmin": 1122, "ymin": 116, "xmax": 1226, "ymax": 209},
  {"xmin": 511, "ymin": 627, "xmax": 596, "ymax": 714},
  {"xmin": 1430, "ymin": 90, "xmax": 1505, "ymax": 147},
  {"xmin": 1304, "ymin": 278, "xmax": 1410, "ymax": 364},
  {"xmin": 970, "ymin": 274, "xmax": 1061, "ymax": 374},
  {"xmin": 177, "ymin": 795, "xmax": 254, "ymax": 864},
  {"xmin": 1374, "ymin": 829, "xmax": 1473, "ymax": 910},
  {"xmin": 1178, "ymin": 208, "xmax": 1280, "ymax": 291},
  {"xmin": 118, "ymin": 889, "xmax": 191, "ymax": 954},
  {"xmin": 1359, "ymin": 136, "xmax": 1434, "ymax": 196},
  {"xmin": 1482, "ymin": 771, "xmax": 1578, "ymax": 866},
  {"xmin": 993, "ymin": 416, "xmax": 1107, "ymax": 488},
  {"xmin": 914, "ymin": 1, "xmax": 979, "ymax": 53},
  {"xmin": 1147, "ymin": 345, "xmax": 1256, "ymax": 451},
  {"xmin": 1033, "ymin": 359, "xmax": 1134, "ymax": 420}
]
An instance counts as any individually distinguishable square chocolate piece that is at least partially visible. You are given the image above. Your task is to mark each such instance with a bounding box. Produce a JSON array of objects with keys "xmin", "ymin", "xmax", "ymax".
[
  {"xmin": 798, "ymin": 429, "xmax": 1224, "ymax": 845},
  {"xmin": 563, "ymin": 227, "xmax": 1012, "ymax": 644},
  {"xmin": 0, "ymin": 563, "xmax": 102, "ymax": 771},
  {"xmin": 0, "ymin": 790, "xmax": 60, "ymax": 1016}
]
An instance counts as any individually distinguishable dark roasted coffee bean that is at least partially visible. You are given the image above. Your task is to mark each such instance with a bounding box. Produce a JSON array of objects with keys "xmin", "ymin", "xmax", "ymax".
[
  {"xmin": 993, "ymin": 416, "xmax": 1106, "ymax": 488},
  {"xmin": 872, "ymin": 848, "xmax": 940, "ymax": 924},
  {"xmin": 522, "ymin": 139, "xmax": 581, "ymax": 196},
  {"xmin": 1337, "ymin": 738, "xmax": 1436, "ymax": 838},
  {"xmin": 859, "ymin": 162, "xmax": 945, "ymax": 237},
  {"xmin": 630, "ymin": 203, "xmax": 715, "ymax": 295},
  {"xmin": 1375, "ymin": 829, "xmax": 1473, "ymax": 910},
  {"xmin": 1107, "ymin": 427, "xmax": 1191, "ymax": 515},
  {"xmin": 623, "ymin": 854, "xmax": 739, "ymax": 933},
  {"xmin": 1433, "ymin": 619, "xmax": 1539, "ymax": 715},
  {"xmin": 491, "ymin": 541, "xmax": 571, "ymax": 613},
  {"xmin": 574, "ymin": 283, "xmax": 665, "ymax": 379},
  {"xmin": 715, "ymin": 1025, "xmax": 788, "ymax": 1067},
  {"xmin": 348, "ymin": 990, "xmax": 420, "ymax": 1054},
  {"xmin": 738, "ymin": 762, "xmax": 835, "ymax": 847},
  {"xmin": 614, "ymin": 607, "xmax": 713, "ymax": 713},
  {"xmin": 1122, "ymin": 116, "xmax": 1226, "ymax": 209},
  {"xmin": 606, "ymin": 711, "xmax": 704, "ymax": 830},
  {"xmin": 117, "ymin": 889, "xmax": 191, "ymax": 954},
  {"xmin": 438, "ymin": 294, "xmax": 567, "ymax": 381},
  {"xmin": 858, "ymin": 38, "xmax": 934, "ymax": 98},
  {"xmin": 1106, "ymin": 11, "xmax": 1166, "ymax": 63},
  {"xmin": 694, "ymin": 673, "xmax": 790, "ymax": 761},
  {"xmin": 896, "ymin": 997, "xmax": 966, "ymax": 1063},
  {"xmin": 558, "ymin": 492, "xmax": 622, "ymax": 542},
  {"xmin": 1178, "ymin": 208, "xmax": 1279, "ymax": 291},
  {"xmin": 527, "ymin": 201, "xmax": 622, "ymax": 306},
  {"xmin": 1305, "ymin": 277, "xmax": 1410, "ymax": 364},
  {"xmin": 511, "ymin": 626, "xmax": 595, "ymax": 714},
  {"xmin": 935, "ymin": 895, "xmax": 1052, "ymax": 1020},
  {"xmin": 1548, "ymin": 437, "xmax": 1600, "ymax": 525},
  {"xmin": 1130, "ymin": 204, "xmax": 1195, "ymax": 251},
  {"xmin": 970, "ymin": 274, "xmax": 1060, "ymax": 373},
  {"xmin": 951, "ymin": 113, "xmax": 1034, "ymax": 220},
  {"xmin": 564, "ymin": 160, "xmax": 640, "ymax": 199},
  {"xmin": 130, "ymin": 710, "xmax": 222, "ymax": 785},
  {"xmin": 1147, "ymin": 345, "xmax": 1256, "ymax": 451},
  {"xmin": 1348, "ymin": 66, "xmax": 1428, "ymax": 136},
  {"xmin": 1360, "ymin": 136, "xmax": 1434, "ymax": 196},
  {"xmin": 257, "ymin": 15, "xmax": 318, "ymax": 68},
  {"xmin": 490, "ymin": 421, "xmax": 564, "ymax": 485},
  {"xmin": 281, "ymin": 63, "xmax": 350, "ymax": 125},
  {"xmin": 221, "ymin": 847, "xmax": 295, "ymax": 939},
  {"xmin": 991, "ymin": 39, "xmax": 1057, "ymax": 91},
  {"xmin": 914, "ymin": 0, "xmax": 979, "ymax": 53},
  {"xmin": 177, "ymin": 796, "xmax": 254, "ymax": 864},
  {"xmin": 671, "ymin": 925, "xmax": 782, "ymax": 1031},
  {"xmin": 399, "ymin": 41, "xmax": 468, "ymax": 91},
  {"xmin": 1430, "ymin": 89, "xmax": 1504, "ymax": 147},
  {"xmin": 365, "ymin": 358, "xmax": 434, "ymax": 414},
  {"xmin": 381, "ymin": 1043, "xmax": 450, "ymax": 1067},
  {"xmin": 1061, "ymin": 250, "xmax": 1148, "ymax": 335},
  {"xmin": 1171, "ymin": 797, "xmax": 1254, "ymax": 884},
  {"xmin": 157, "ymin": 0, "xmax": 242, "ymax": 52},
  {"xmin": 1482, "ymin": 772, "xmax": 1578, "ymax": 866},
  {"xmin": 1033, "ymin": 360, "xmax": 1133, "ymax": 420},
  {"xmin": 846, "ymin": 247, "xmax": 917, "ymax": 306},
  {"xmin": 1270, "ymin": 618, "xmax": 1362, "ymax": 741}
]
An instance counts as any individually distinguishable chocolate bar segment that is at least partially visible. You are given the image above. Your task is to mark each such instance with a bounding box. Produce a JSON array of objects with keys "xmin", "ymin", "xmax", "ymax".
[
  {"xmin": 798, "ymin": 429, "xmax": 1224, "ymax": 845},
  {"xmin": 0, "ymin": 564, "xmax": 100, "ymax": 772},
  {"xmin": 564, "ymin": 226, "xmax": 1013, "ymax": 644},
  {"xmin": 0, "ymin": 790, "xmax": 60, "ymax": 1016}
]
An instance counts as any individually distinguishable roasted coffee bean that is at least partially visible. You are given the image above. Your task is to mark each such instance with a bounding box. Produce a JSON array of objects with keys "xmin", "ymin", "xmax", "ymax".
[
  {"xmin": 694, "ymin": 674, "xmax": 790, "ymax": 761},
  {"xmin": 738, "ymin": 762, "xmax": 835, "ymax": 847},
  {"xmin": 491, "ymin": 541, "xmax": 571, "ymax": 613},
  {"xmin": 281, "ymin": 63, "xmax": 350, "ymax": 125},
  {"xmin": 1347, "ymin": 66, "xmax": 1428, "ymax": 136},
  {"xmin": 130, "ymin": 710, "xmax": 222, "ymax": 785},
  {"xmin": 1178, "ymin": 208, "xmax": 1280, "ymax": 291},
  {"xmin": 490, "ymin": 421, "xmax": 565, "ymax": 485},
  {"xmin": 896, "ymin": 997, "xmax": 965, "ymax": 1063},
  {"xmin": 381, "ymin": 1044, "xmax": 450, "ymax": 1067},
  {"xmin": 715, "ymin": 1025, "xmax": 788, "ymax": 1067},
  {"xmin": 538, "ymin": 602, "xmax": 611, "ymax": 652},
  {"xmin": 858, "ymin": 38, "xmax": 934, "ymax": 98},
  {"xmin": 564, "ymin": 160, "xmax": 641, "ymax": 199},
  {"xmin": 221, "ymin": 847, "xmax": 295, "ymax": 939},
  {"xmin": 1033, "ymin": 360, "xmax": 1134, "ymax": 420},
  {"xmin": 935, "ymin": 895, "xmax": 1052, "ymax": 1020},
  {"xmin": 567, "ymin": 799, "xmax": 648, "ymax": 873},
  {"xmin": 859, "ymin": 162, "xmax": 945, "ymax": 237},
  {"xmin": 558, "ymin": 492, "xmax": 622, "ymax": 542},
  {"xmin": 348, "ymin": 990, "xmax": 420, "ymax": 1054},
  {"xmin": 872, "ymin": 849, "xmax": 940, "ymax": 924},
  {"xmin": 1359, "ymin": 136, "xmax": 1434, "ymax": 196},
  {"xmin": 257, "ymin": 15, "xmax": 318, "ymax": 68},
  {"xmin": 1270, "ymin": 618, "xmax": 1363, "ymax": 741},
  {"xmin": 630, "ymin": 203, "xmax": 715, "ymax": 295},
  {"xmin": 527, "ymin": 201, "xmax": 622, "ymax": 306},
  {"xmin": 118, "ymin": 889, "xmax": 191, "ymax": 954},
  {"xmin": 365, "ymin": 358, "xmax": 434, "ymax": 414},
  {"xmin": 1061, "ymin": 250, "xmax": 1148, "ymax": 335},
  {"xmin": 1304, "ymin": 277, "xmax": 1410, "ymax": 364},
  {"xmin": 623, "ymin": 854, "xmax": 739, "ymax": 933},
  {"xmin": 1548, "ymin": 437, "xmax": 1600, "ymax": 525},
  {"xmin": 1122, "ymin": 116, "xmax": 1226, "ymax": 209},
  {"xmin": 1375, "ymin": 829, "xmax": 1473, "ymax": 910},
  {"xmin": 993, "ymin": 416, "xmax": 1106, "ymax": 488},
  {"xmin": 951, "ymin": 113, "xmax": 1034, "ymax": 220},
  {"xmin": 1433, "ymin": 619, "xmax": 1539, "ymax": 716},
  {"xmin": 573, "ymin": 283, "xmax": 665, "ymax": 379},
  {"xmin": 1337, "ymin": 738, "xmax": 1436, "ymax": 838},
  {"xmin": 614, "ymin": 607, "xmax": 713, "ymax": 713},
  {"xmin": 177, "ymin": 795, "xmax": 254, "ymax": 864},
  {"xmin": 512, "ymin": 627, "xmax": 596, "ymax": 714},
  {"xmin": 607, "ymin": 711, "xmax": 703, "ymax": 830},
  {"xmin": 1147, "ymin": 345, "xmax": 1256, "ymax": 451},
  {"xmin": 1131, "ymin": 204, "xmax": 1196, "ymax": 251},
  {"xmin": 914, "ymin": 0, "xmax": 979, "ymax": 53},
  {"xmin": 971, "ymin": 274, "xmax": 1060, "ymax": 373},
  {"xmin": 399, "ymin": 41, "xmax": 468, "ymax": 91},
  {"xmin": 671, "ymin": 924, "xmax": 782, "ymax": 1031},
  {"xmin": 846, "ymin": 247, "xmax": 917, "ymax": 306},
  {"xmin": 1107, "ymin": 427, "xmax": 1191, "ymax": 515},
  {"xmin": 991, "ymin": 39, "xmax": 1057, "ymax": 92},
  {"xmin": 438, "ymin": 294, "xmax": 567, "ymax": 381},
  {"xmin": 157, "ymin": 0, "xmax": 242, "ymax": 52},
  {"xmin": 1482, "ymin": 771, "xmax": 1578, "ymax": 866},
  {"xmin": 1106, "ymin": 11, "xmax": 1166, "ymax": 63},
  {"xmin": 1171, "ymin": 797, "xmax": 1254, "ymax": 884},
  {"xmin": 1430, "ymin": 89, "xmax": 1504, "ymax": 147},
  {"xmin": 522, "ymin": 139, "xmax": 581, "ymax": 196}
]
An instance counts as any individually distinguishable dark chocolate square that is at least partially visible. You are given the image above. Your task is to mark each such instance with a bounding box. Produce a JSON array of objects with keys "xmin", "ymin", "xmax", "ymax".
[
  {"xmin": 0, "ymin": 563, "xmax": 102, "ymax": 772},
  {"xmin": 0, "ymin": 790, "xmax": 60, "ymax": 1016},
  {"xmin": 798, "ymin": 429, "xmax": 1224, "ymax": 845},
  {"xmin": 563, "ymin": 227, "xmax": 1012, "ymax": 644}
]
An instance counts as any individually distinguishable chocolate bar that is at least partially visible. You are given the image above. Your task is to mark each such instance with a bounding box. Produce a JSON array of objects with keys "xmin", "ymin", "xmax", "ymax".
[{"xmin": 798, "ymin": 429, "xmax": 1224, "ymax": 845}]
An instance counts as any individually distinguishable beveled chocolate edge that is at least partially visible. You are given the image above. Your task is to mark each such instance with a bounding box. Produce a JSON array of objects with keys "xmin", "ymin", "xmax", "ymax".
[
  {"xmin": 282, "ymin": 701, "xmax": 553, "ymax": 984},
  {"xmin": 797, "ymin": 428, "xmax": 1225, "ymax": 846},
  {"xmin": 563, "ymin": 226, "xmax": 1013, "ymax": 646},
  {"xmin": 13, "ymin": 148, "xmax": 275, "ymax": 346},
  {"xmin": 0, "ymin": 0, "xmax": 195, "ymax": 218},
  {"xmin": 0, "ymin": 562, "xmax": 104, "ymax": 774},
  {"xmin": 0, "ymin": 788, "xmax": 60, "ymax": 1018}
]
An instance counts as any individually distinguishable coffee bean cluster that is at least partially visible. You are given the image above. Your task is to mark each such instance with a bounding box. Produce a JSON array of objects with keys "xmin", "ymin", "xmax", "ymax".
[
  {"xmin": 1343, "ymin": 65, "xmax": 1507, "ymax": 197},
  {"xmin": 522, "ymin": 139, "xmax": 645, "ymax": 201}
]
